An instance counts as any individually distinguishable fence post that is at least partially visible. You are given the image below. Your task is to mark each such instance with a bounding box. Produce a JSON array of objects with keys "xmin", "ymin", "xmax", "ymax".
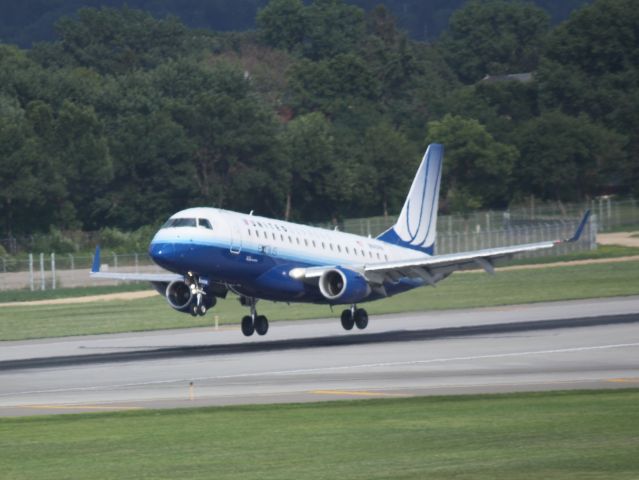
[
  {"xmin": 69, "ymin": 253, "xmax": 75, "ymax": 270},
  {"xmin": 51, "ymin": 253, "xmax": 56, "ymax": 290},
  {"xmin": 113, "ymin": 252, "xmax": 118, "ymax": 270},
  {"xmin": 29, "ymin": 253, "xmax": 34, "ymax": 291},
  {"xmin": 135, "ymin": 253, "xmax": 139, "ymax": 273},
  {"xmin": 590, "ymin": 214, "xmax": 598, "ymax": 250},
  {"xmin": 39, "ymin": 253, "xmax": 45, "ymax": 291}
]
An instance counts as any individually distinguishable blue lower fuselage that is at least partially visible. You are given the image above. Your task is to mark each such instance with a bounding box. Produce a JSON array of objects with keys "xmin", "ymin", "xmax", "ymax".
[{"xmin": 149, "ymin": 240, "xmax": 424, "ymax": 305}]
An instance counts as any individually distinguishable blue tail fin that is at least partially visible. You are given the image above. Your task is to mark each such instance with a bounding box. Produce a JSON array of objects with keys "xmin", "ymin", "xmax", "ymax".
[{"xmin": 377, "ymin": 144, "xmax": 443, "ymax": 255}]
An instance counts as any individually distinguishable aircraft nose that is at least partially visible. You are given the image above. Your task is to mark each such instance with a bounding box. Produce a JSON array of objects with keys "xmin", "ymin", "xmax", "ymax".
[{"xmin": 149, "ymin": 242, "xmax": 176, "ymax": 269}]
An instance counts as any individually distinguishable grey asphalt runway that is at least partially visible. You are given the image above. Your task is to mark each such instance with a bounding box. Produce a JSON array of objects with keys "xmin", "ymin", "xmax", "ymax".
[{"xmin": 1, "ymin": 296, "xmax": 638, "ymax": 416}]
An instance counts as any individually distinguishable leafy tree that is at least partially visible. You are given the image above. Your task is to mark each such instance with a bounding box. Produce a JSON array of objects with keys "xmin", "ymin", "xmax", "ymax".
[
  {"xmin": 426, "ymin": 114, "xmax": 518, "ymax": 211},
  {"xmin": 440, "ymin": 0, "xmax": 550, "ymax": 83},
  {"xmin": 360, "ymin": 123, "xmax": 417, "ymax": 217},
  {"xmin": 31, "ymin": 7, "xmax": 190, "ymax": 74},
  {"xmin": 303, "ymin": 0, "xmax": 366, "ymax": 60},
  {"xmin": 278, "ymin": 112, "xmax": 336, "ymax": 221},
  {"xmin": 288, "ymin": 53, "xmax": 380, "ymax": 118},
  {"xmin": 536, "ymin": 0, "xmax": 639, "ymax": 191},
  {"xmin": 256, "ymin": 0, "xmax": 306, "ymax": 52},
  {"xmin": 513, "ymin": 111, "xmax": 627, "ymax": 202}
]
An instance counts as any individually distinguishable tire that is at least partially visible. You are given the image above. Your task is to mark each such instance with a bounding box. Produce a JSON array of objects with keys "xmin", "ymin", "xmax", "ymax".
[
  {"xmin": 341, "ymin": 309, "xmax": 354, "ymax": 330},
  {"xmin": 241, "ymin": 315, "xmax": 255, "ymax": 336},
  {"xmin": 198, "ymin": 304, "xmax": 207, "ymax": 316},
  {"xmin": 354, "ymin": 308, "xmax": 368, "ymax": 330},
  {"xmin": 255, "ymin": 315, "xmax": 269, "ymax": 336},
  {"xmin": 190, "ymin": 304, "xmax": 198, "ymax": 317}
]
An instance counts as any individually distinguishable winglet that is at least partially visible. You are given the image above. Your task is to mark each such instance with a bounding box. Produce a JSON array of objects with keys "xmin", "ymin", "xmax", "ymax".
[
  {"xmin": 91, "ymin": 245, "xmax": 101, "ymax": 273},
  {"xmin": 565, "ymin": 210, "xmax": 591, "ymax": 243}
]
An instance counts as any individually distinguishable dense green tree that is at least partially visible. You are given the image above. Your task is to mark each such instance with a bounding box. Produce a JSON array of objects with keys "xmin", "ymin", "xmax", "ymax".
[
  {"xmin": 426, "ymin": 114, "xmax": 518, "ymax": 212},
  {"xmin": 30, "ymin": 7, "xmax": 191, "ymax": 74},
  {"xmin": 278, "ymin": 112, "xmax": 337, "ymax": 221},
  {"xmin": 359, "ymin": 123, "xmax": 418, "ymax": 217},
  {"xmin": 536, "ymin": 0, "xmax": 639, "ymax": 192},
  {"xmin": 513, "ymin": 111, "xmax": 626, "ymax": 202},
  {"xmin": 256, "ymin": 0, "xmax": 306, "ymax": 52},
  {"xmin": 288, "ymin": 53, "xmax": 380, "ymax": 118},
  {"xmin": 440, "ymin": 0, "xmax": 550, "ymax": 84}
]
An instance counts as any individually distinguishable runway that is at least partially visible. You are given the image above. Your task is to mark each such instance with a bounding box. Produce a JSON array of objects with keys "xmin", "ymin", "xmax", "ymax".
[{"xmin": 1, "ymin": 296, "xmax": 638, "ymax": 416}]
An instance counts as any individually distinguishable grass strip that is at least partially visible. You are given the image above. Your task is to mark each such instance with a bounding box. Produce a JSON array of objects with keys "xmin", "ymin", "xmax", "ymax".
[
  {"xmin": 1, "ymin": 261, "xmax": 638, "ymax": 341},
  {"xmin": 0, "ymin": 283, "xmax": 150, "ymax": 303},
  {"xmin": 1, "ymin": 389, "xmax": 638, "ymax": 480}
]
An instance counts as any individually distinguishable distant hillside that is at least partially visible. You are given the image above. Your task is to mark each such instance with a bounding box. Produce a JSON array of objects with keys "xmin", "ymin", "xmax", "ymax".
[{"xmin": 0, "ymin": 0, "xmax": 592, "ymax": 47}]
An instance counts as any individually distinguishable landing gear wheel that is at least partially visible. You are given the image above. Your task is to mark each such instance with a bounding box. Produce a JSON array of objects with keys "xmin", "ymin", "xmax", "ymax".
[
  {"xmin": 190, "ymin": 304, "xmax": 198, "ymax": 317},
  {"xmin": 198, "ymin": 304, "xmax": 207, "ymax": 316},
  {"xmin": 255, "ymin": 315, "xmax": 269, "ymax": 336},
  {"xmin": 354, "ymin": 308, "xmax": 368, "ymax": 330},
  {"xmin": 241, "ymin": 315, "xmax": 255, "ymax": 336},
  {"xmin": 341, "ymin": 309, "xmax": 354, "ymax": 330}
]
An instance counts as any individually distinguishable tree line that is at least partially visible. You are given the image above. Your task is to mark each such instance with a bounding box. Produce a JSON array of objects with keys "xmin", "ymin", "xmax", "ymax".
[{"xmin": 0, "ymin": 0, "xmax": 637, "ymax": 238}]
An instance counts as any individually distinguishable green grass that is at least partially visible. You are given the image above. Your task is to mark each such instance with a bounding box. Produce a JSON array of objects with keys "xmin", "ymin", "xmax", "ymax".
[
  {"xmin": 503, "ymin": 244, "xmax": 639, "ymax": 266},
  {"xmin": 1, "ymin": 390, "xmax": 638, "ymax": 479},
  {"xmin": 1, "ymin": 260, "xmax": 639, "ymax": 341},
  {"xmin": 0, "ymin": 283, "xmax": 150, "ymax": 303}
]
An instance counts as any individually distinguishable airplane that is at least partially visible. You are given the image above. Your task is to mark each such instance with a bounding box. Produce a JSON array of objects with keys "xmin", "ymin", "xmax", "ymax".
[{"xmin": 91, "ymin": 143, "xmax": 590, "ymax": 337}]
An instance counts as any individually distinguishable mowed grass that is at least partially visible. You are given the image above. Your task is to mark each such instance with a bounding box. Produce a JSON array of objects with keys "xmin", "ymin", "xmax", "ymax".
[
  {"xmin": 1, "ymin": 260, "xmax": 639, "ymax": 341},
  {"xmin": 1, "ymin": 390, "xmax": 639, "ymax": 480}
]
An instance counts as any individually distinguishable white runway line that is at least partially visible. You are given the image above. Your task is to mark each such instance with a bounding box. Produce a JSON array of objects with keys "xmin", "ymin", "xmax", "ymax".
[{"xmin": 3, "ymin": 342, "xmax": 638, "ymax": 398}]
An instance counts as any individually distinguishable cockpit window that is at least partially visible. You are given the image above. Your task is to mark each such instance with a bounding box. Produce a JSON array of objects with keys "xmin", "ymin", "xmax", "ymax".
[
  {"xmin": 198, "ymin": 218, "xmax": 213, "ymax": 229},
  {"xmin": 162, "ymin": 218, "xmax": 197, "ymax": 228}
]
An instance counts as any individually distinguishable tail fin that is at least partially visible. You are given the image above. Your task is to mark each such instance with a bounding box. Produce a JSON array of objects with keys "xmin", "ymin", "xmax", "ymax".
[{"xmin": 377, "ymin": 143, "xmax": 443, "ymax": 255}]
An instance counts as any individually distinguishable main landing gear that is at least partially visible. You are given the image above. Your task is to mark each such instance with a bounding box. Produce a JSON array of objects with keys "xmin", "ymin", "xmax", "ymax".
[
  {"xmin": 240, "ymin": 297, "xmax": 269, "ymax": 337},
  {"xmin": 340, "ymin": 305, "xmax": 369, "ymax": 331}
]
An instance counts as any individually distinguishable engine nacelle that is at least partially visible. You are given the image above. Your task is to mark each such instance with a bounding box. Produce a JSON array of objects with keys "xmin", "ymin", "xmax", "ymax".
[
  {"xmin": 165, "ymin": 280, "xmax": 194, "ymax": 312},
  {"xmin": 318, "ymin": 268, "xmax": 371, "ymax": 304}
]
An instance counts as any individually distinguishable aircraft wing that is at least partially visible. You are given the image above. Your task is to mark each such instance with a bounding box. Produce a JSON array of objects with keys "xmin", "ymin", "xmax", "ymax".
[
  {"xmin": 89, "ymin": 246, "xmax": 182, "ymax": 283},
  {"xmin": 298, "ymin": 211, "xmax": 591, "ymax": 287},
  {"xmin": 364, "ymin": 210, "xmax": 591, "ymax": 285}
]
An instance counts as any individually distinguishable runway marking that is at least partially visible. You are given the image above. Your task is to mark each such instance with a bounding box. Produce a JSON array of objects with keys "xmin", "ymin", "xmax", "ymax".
[
  {"xmin": 3, "ymin": 342, "xmax": 638, "ymax": 399},
  {"xmin": 607, "ymin": 378, "xmax": 639, "ymax": 384},
  {"xmin": 310, "ymin": 390, "xmax": 409, "ymax": 398},
  {"xmin": 17, "ymin": 404, "xmax": 143, "ymax": 411}
]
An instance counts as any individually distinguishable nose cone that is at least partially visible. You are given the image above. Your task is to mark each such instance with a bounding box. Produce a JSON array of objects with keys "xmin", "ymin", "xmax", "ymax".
[{"xmin": 149, "ymin": 242, "xmax": 178, "ymax": 271}]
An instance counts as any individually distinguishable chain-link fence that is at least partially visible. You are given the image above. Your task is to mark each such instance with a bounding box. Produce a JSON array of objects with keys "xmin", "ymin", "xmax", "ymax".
[
  {"xmin": 0, "ymin": 253, "xmax": 163, "ymax": 291},
  {"xmin": 316, "ymin": 198, "xmax": 636, "ymax": 237}
]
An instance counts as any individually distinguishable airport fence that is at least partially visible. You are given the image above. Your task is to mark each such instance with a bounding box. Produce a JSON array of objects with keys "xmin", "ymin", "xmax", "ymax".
[
  {"xmin": 0, "ymin": 252, "xmax": 163, "ymax": 292},
  {"xmin": 317, "ymin": 198, "xmax": 637, "ymax": 237},
  {"xmin": 0, "ymin": 216, "xmax": 596, "ymax": 292}
]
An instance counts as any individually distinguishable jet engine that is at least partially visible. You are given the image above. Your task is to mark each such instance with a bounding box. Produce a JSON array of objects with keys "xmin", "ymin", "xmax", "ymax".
[
  {"xmin": 165, "ymin": 280, "xmax": 194, "ymax": 312},
  {"xmin": 318, "ymin": 268, "xmax": 371, "ymax": 304}
]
